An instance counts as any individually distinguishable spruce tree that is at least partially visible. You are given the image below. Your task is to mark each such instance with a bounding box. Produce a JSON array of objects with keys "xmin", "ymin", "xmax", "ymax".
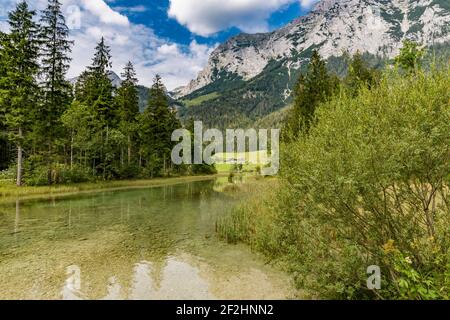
[
  {"xmin": 39, "ymin": 0, "xmax": 73, "ymax": 182},
  {"xmin": 345, "ymin": 51, "xmax": 378, "ymax": 97},
  {"xmin": 0, "ymin": 31, "xmax": 6, "ymax": 127},
  {"xmin": 185, "ymin": 118, "xmax": 217, "ymax": 175},
  {"xmin": 0, "ymin": 1, "xmax": 40, "ymax": 186},
  {"xmin": 77, "ymin": 37, "xmax": 114, "ymax": 124},
  {"xmin": 139, "ymin": 75, "xmax": 180, "ymax": 176},
  {"xmin": 73, "ymin": 38, "xmax": 115, "ymax": 177},
  {"xmin": 288, "ymin": 50, "xmax": 337, "ymax": 136},
  {"xmin": 116, "ymin": 61, "xmax": 139, "ymax": 165},
  {"xmin": 88, "ymin": 37, "xmax": 112, "ymax": 75},
  {"xmin": 74, "ymin": 70, "xmax": 90, "ymax": 101},
  {"xmin": 0, "ymin": 32, "xmax": 9, "ymax": 170},
  {"xmin": 39, "ymin": 0, "xmax": 73, "ymax": 136}
]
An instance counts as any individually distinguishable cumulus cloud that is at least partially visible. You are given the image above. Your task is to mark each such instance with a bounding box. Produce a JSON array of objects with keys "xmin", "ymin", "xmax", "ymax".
[
  {"xmin": 65, "ymin": 0, "xmax": 214, "ymax": 89},
  {"xmin": 80, "ymin": 0, "xmax": 129, "ymax": 26},
  {"xmin": 168, "ymin": 0, "xmax": 290, "ymax": 36},
  {"xmin": 168, "ymin": 0, "xmax": 320, "ymax": 36},
  {"xmin": 148, "ymin": 41, "xmax": 215, "ymax": 89},
  {"xmin": 0, "ymin": 0, "xmax": 213, "ymax": 89}
]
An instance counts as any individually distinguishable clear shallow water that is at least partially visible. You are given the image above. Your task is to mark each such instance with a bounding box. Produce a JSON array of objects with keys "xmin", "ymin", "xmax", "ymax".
[{"xmin": 0, "ymin": 178, "xmax": 293, "ymax": 300}]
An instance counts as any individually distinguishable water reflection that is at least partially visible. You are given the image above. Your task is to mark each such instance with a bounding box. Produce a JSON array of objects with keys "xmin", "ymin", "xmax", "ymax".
[
  {"xmin": 62, "ymin": 257, "xmax": 216, "ymax": 300},
  {"xmin": 14, "ymin": 200, "xmax": 20, "ymax": 239},
  {"xmin": 62, "ymin": 265, "xmax": 83, "ymax": 300},
  {"xmin": 0, "ymin": 178, "xmax": 293, "ymax": 300}
]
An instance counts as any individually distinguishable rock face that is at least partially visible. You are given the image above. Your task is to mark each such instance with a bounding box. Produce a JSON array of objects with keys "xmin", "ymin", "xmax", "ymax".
[{"xmin": 176, "ymin": 0, "xmax": 450, "ymax": 98}]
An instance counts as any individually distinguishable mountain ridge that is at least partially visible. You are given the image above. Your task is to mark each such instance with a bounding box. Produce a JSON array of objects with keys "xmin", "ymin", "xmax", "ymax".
[{"xmin": 175, "ymin": 0, "xmax": 450, "ymax": 99}]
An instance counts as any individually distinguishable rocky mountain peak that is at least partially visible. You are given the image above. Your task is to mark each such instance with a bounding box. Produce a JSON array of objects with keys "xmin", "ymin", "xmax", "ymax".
[{"xmin": 175, "ymin": 0, "xmax": 450, "ymax": 98}]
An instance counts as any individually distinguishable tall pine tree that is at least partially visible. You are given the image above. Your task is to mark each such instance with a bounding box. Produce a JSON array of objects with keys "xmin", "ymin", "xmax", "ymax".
[
  {"xmin": 39, "ymin": 0, "xmax": 73, "ymax": 182},
  {"xmin": 74, "ymin": 38, "xmax": 117, "ymax": 178},
  {"xmin": 288, "ymin": 50, "xmax": 338, "ymax": 136},
  {"xmin": 116, "ymin": 61, "xmax": 139, "ymax": 165},
  {"xmin": 76, "ymin": 37, "xmax": 115, "ymax": 124},
  {"xmin": 88, "ymin": 37, "xmax": 112, "ymax": 75},
  {"xmin": 39, "ymin": 0, "xmax": 73, "ymax": 139},
  {"xmin": 0, "ymin": 31, "xmax": 7, "ymax": 129},
  {"xmin": 344, "ymin": 51, "xmax": 378, "ymax": 97},
  {"xmin": 139, "ymin": 75, "xmax": 180, "ymax": 176},
  {"xmin": 0, "ymin": 1, "xmax": 40, "ymax": 186},
  {"xmin": 0, "ymin": 31, "xmax": 10, "ymax": 170}
]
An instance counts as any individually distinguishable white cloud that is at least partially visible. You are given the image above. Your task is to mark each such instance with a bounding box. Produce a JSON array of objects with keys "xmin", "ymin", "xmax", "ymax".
[
  {"xmin": 168, "ymin": 0, "xmax": 319, "ymax": 37},
  {"xmin": 65, "ymin": 1, "xmax": 214, "ymax": 89},
  {"xmin": 81, "ymin": 0, "xmax": 129, "ymax": 26},
  {"xmin": 148, "ymin": 41, "xmax": 215, "ymax": 89}
]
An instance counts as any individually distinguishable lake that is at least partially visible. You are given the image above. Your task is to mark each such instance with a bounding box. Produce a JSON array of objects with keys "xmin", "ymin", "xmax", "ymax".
[{"xmin": 0, "ymin": 178, "xmax": 293, "ymax": 300}]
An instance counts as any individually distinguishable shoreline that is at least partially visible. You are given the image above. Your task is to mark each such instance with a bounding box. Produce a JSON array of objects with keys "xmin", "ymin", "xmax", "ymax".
[{"xmin": 0, "ymin": 174, "xmax": 228, "ymax": 204}]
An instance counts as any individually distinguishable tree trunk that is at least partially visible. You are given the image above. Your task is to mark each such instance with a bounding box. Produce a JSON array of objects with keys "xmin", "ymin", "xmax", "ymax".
[
  {"xmin": 16, "ymin": 127, "xmax": 23, "ymax": 187},
  {"xmin": 47, "ymin": 143, "xmax": 52, "ymax": 185},
  {"xmin": 163, "ymin": 154, "xmax": 166, "ymax": 176},
  {"xmin": 127, "ymin": 134, "xmax": 131, "ymax": 165},
  {"xmin": 15, "ymin": 199, "xmax": 20, "ymax": 236},
  {"xmin": 70, "ymin": 130, "xmax": 74, "ymax": 169},
  {"xmin": 63, "ymin": 145, "xmax": 66, "ymax": 166}
]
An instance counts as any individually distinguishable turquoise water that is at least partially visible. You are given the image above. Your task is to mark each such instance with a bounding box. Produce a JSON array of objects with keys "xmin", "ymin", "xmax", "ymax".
[{"xmin": 0, "ymin": 179, "xmax": 293, "ymax": 300}]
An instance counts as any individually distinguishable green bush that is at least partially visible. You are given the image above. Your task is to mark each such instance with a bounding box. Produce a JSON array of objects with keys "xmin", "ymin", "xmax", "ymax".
[
  {"xmin": 0, "ymin": 167, "xmax": 16, "ymax": 182},
  {"xmin": 57, "ymin": 165, "xmax": 94, "ymax": 184},
  {"xmin": 191, "ymin": 163, "xmax": 218, "ymax": 175},
  {"xmin": 282, "ymin": 69, "xmax": 449, "ymax": 299},
  {"xmin": 116, "ymin": 164, "xmax": 140, "ymax": 180},
  {"xmin": 219, "ymin": 69, "xmax": 450, "ymax": 299},
  {"xmin": 23, "ymin": 164, "xmax": 94, "ymax": 186},
  {"xmin": 23, "ymin": 164, "xmax": 50, "ymax": 186}
]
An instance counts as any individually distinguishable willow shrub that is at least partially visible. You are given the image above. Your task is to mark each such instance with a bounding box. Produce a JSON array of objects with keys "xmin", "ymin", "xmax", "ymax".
[
  {"xmin": 219, "ymin": 69, "xmax": 449, "ymax": 299},
  {"xmin": 280, "ymin": 68, "xmax": 450, "ymax": 299}
]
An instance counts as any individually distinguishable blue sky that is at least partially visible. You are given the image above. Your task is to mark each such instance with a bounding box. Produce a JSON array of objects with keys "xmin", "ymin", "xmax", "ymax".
[
  {"xmin": 109, "ymin": 0, "xmax": 313, "ymax": 46},
  {"xmin": 0, "ymin": 0, "xmax": 318, "ymax": 89}
]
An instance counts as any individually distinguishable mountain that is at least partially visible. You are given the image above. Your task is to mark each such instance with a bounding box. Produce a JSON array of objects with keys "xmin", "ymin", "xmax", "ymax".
[{"xmin": 176, "ymin": 0, "xmax": 450, "ymax": 128}]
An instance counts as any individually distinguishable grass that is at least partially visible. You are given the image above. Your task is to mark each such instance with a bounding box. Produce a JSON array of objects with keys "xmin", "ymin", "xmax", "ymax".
[
  {"xmin": 215, "ymin": 163, "xmax": 259, "ymax": 173},
  {"xmin": 216, "ymin": 178, "xmax": 279, "ymax": 245},
  {"xmin": 182, "ymin": 92, "xmax": 220, "ymax": 107},
  {"xmin": 0, "ymin": 174, "xmax": 225, "ymax": 204},
  {"xmin": 213, "ymin": 151, "xmax": 270, "ymax": 173}
]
